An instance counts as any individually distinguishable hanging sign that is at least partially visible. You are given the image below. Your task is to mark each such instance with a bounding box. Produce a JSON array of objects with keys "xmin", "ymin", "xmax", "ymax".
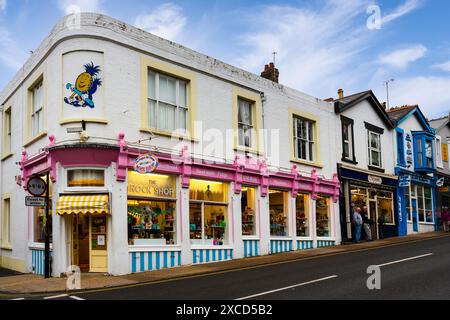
[
  {"xmin": 134, "ymin": 153, "xmax": 159, "ymax": 174},
  {"xmin": 27, "ymin": 177, "xmax": 47, "ymax": 197}
]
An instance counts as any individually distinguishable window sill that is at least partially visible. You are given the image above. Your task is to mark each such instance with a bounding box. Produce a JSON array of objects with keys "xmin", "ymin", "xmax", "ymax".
[
  {"xmin": 341, "ymin": 158, "xmax": 358, "ymax": 165},
  {"xmin": 368, "ymin": 165, "xmax": 385, "ymax": 173},
  {"xmin": 60, "ymin": 118, "xmax": 108, "ymax": 125},
  {"xmin": 234, "ymin": 146, "xmax": 264, "ymax": 156},
  {"xmin": 190, "ymin": 244, "xmax": 233, "ymax": 250},
  {"xmin": 290, "ymin": 158, "xmax": 324, "ymax": 168},
  {"xmin": 140, "ymin": 128, "xmax": 199, "ymax": 143},
  {"xmin": 128, "ymin": 245, "xmax": 181, "ymax": 252},
  {"xmin": 1, "ymin": 244, "xmax": 13, "ymax": 251},
  {"xmin": 1, "ymin": 152, "xmax": 14, "ymax": 161},
  {"xmin": 24, "ymin": 131, "xmax": 47, "ymax": 147},
  {"xmin": 242, "ymin": 236, "xmax": 260, "ymax": 240}
]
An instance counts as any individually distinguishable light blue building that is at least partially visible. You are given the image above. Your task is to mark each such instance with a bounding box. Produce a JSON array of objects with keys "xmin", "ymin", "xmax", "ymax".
[{"xmin": 388, "ymin": 105, "xmax": 438, "ymax": 236}]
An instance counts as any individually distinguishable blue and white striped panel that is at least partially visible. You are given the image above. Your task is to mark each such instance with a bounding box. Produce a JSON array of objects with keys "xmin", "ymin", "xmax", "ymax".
[
  {"xmin": 270, "ymin": 240, "xmax": 293, "ymax": 254},
  {"xmin": 31, "ymin": 249, "xmax": 45, "ymax": 275},
  {"xmin": 192, "ymin": 249, "xmax": 233, "ymax": 265},
  {"xmin": 297, "ymin": 240, "xmax": 314, "ymax": 250},
  {"xmin": 131, "ymin": 251, "xmax": 182, "ymax": 273},
  {"xmin": 317, "ymin": 240, "xmax": 336, "ymax": 248},
  {"xmin": 243, "ymin": 240, "xmax": 260, "ymax": 258}
]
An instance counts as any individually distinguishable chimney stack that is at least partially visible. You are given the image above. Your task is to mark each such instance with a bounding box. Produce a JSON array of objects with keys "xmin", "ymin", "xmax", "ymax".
[
  {"xmin": 261, "ymin": 62, "xmax": 279, "ymax": 83},
  {"xmin": 337, "ymin": 89, "xmax": 344, "ymax": 99}
]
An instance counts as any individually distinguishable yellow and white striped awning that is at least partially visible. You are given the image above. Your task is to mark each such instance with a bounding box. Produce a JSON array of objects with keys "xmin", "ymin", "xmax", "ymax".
[{"xmin": 56, "ymin": 194, "xmax": 110, "ymax": 215}]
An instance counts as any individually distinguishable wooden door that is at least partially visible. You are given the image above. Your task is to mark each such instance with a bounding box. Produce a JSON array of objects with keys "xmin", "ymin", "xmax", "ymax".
[{"xmin": 90, "ymin": 216, "xmax": 108, "ymax": 273}]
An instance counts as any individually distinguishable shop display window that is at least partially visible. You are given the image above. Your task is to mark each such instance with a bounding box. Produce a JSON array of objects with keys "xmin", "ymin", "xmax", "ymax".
[
  {"xmin": 33, "ymin": 205, "xmax": 53, "ymax": 244},
  {"xmin": 189, "ymin": 180, "xmax": 228, "ymax": 245},
  {"xmin": 68, "ymin": 169, "xmax": 105, "ymax": 188},
  {"xmin": 351, "ymin": 187, "xmax": 368, "ymax": 210},
  {"xmin": 241, "ymin": 186, "xmax": 257, "ymax": 236},
  {"xmin": 269, "ymin": 189, "xmax": 289, "ymax": 237},
  {"xmin": 316, "ymin": 196, "xmax": 331, "ymax": 237},
  {"xmin": 414, "ymin": 185, "xmax": 433, "ymax": 223},
  {"xmin": 405, "ymin": 187, "xmax": 411, "ymax": 221},
  {"xmin": 296, "ymin": 194, "xmax": 309, "ymax": 237},
  {"xmin": 128, "ymin": 200, "xmax": 176, "ymax": 245}
]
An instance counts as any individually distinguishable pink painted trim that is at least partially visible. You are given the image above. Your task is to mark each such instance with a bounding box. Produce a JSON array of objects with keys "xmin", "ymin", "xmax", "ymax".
[
  {"xmin": 179, "ymin": 190, "xmax": 183, "ymax": 242},
  {"xmin": 27, "ymin": 207, "xmax": 30, "ymax": 242},
  {"xmin": 258, "ymin": 199, "xmax": 262, "ymax": 239},
  {"xmin": 231, "ymin": 197, "xmax": 235, "ymax": 243}
]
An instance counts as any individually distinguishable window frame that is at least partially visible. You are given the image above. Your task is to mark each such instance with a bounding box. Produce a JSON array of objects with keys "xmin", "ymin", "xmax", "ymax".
[
  {"xmin": 140, "ymin": 57, "xmax": 197, "ymax": 140},
  {"xmin": 2, "ymin": 195, "xmax": 12, "ymax": 248},
  {"xmin": 2, "ymin": 106, "xmax": 12, "ymax": 158},
  {"xmin": 436, "ymin": 136, "xmax": 443, "ymax": 168},
  {"xmin": 367, "ymin": 130, "xmax": 382, "ymax": 168},
  {"xmin": 413, "ymin": 132, "xmax": 435, "ymax": 171},
  {"xmin": 237, "ymin": 98, "xmax": 255, "ymax": 149},
  {"xmin": 293, "ymin": 116, "xmax": 316, "ymax": 163},
  {"xmin": 147, "ymin": 69, "xmax": 190, "ymax": 133},
  {"xmin": 396, "ymin": 128, "xmax": 406, "ymax": 166},
  {"xmin": 340, "ymin": 116, "xmax": 356, "ymax": 163},
  {"xmin": 30, "ymin": 79, "xmax": 44, "ymax": 138},
  {"xmin": 295, "ymin": 193, "xmax": 311, "ymax": 238},
  {"xmin": 64, "ymin": 167, "xmax": 108, "ymax": 193},
  {"xmin": 241, "ymin": 185, "xmax": 259, "ymax": 238}
]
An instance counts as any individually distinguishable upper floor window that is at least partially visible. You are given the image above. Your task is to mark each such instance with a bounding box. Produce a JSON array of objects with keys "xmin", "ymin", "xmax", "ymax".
[
  {"xmin": 3, "ymin": 107, "xmax": 12, "ymax": 155},
  {"xmin": 435, "ymin": 136, "xmax": 443, "ymax": 168},
  {"xmin": 147, "ymin": 70, "xmax": 188, "ymax": 133},
  {"xmin": 368, "ymin": 131, "xmax": 382, "ymax": 168},
  {"xmin": 67, "ymin": 169, "xmax": 105, "ymax": 188},
  {"xmin": 238, "ymin": 98, "xmax": 254, "ymax": 148},
  {"xmin": 413, "ymin": 133, "xmax": 435, "ymax": 171},
  {"xmin": 2, "ymin": 197, "xmax": 11, "ymax": 246},
  {"xmin": 341, "ymin": 116, "xmax": 355, "ymax": 163},
  {"xmin": 30, "ymin": 80, "xmax": 44, "ymax": 137},
  {"xmin": 396, "ymin": 130, "xmax": 405, "ymax": 166},
  {"xmin": 293, "ymin": 116, "xmax": 315, "ymax": 162}
]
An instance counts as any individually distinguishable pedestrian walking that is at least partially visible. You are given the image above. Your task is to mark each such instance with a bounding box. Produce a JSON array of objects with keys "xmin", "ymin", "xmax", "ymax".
[
  {"xmin": 442, "ymin": 207, "xmax": 450, "ymax": 232},
  {"xmin": 353, "ymin": 207, "xmax": 363, "ymax": 243},
  {"xmin": 361, "ymin": 206, "xmax": 372, "ymax": 241}
]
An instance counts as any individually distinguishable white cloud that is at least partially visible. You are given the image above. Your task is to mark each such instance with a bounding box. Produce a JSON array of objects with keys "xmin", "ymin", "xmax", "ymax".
[
  {"xmin": 58, "ymin": 0, "xmax": 105, "ymax": 15},
  {"xmin": 433, "ymin": 60, "xmax": 450, "ymax": 72},
  {"xmin": 382, "ymin": 0, "xmax": 423, "ymax": 25},
  {"xmin": 378, "ymin": 45, "xmax": 427, "ymax": 69},
  {"xmin": 0, "ymin": 27, "xmax": 27, "ymax": 70},
  {"xmin": 135, "ymin": 3, "xmax": 186, "ymax": 41},
  {"xmin": 383, "ymin": 76, "xmax": 450, "ymax": 118},
  {"xmin": 0, "ymin": 0, "xmax": 6, "ymax": 13}
]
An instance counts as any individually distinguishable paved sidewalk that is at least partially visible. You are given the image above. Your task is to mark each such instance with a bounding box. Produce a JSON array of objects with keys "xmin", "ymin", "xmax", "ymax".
[{"xmin": 1, "ymin": 231, "xmax": 448, "ymax": 296}]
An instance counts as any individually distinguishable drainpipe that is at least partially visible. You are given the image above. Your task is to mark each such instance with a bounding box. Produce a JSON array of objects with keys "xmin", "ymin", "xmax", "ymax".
[{"xmin": 260, "ymin": 92, "xmax": 267, "ymax": 158}]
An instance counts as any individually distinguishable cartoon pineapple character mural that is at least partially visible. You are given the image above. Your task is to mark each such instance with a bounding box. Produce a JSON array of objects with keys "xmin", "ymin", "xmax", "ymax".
[{"xmin": 64, "ymin": 62, "xmax": 102, "ymax": 108}]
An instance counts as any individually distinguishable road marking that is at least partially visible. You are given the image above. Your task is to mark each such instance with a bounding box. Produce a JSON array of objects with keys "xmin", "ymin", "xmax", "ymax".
[
  {"xmin": 375, "ymin": 253, "xmax": 433, "ymax": 267},
  {"xmin": 235, "ymin": 275, "xmax": 338, "ymax": 300},
  {"xmin": 10, "ymin": 298, "xmax": 25, "ymax": 300},
  {"xmin": 43, "ymin": 294, "xmax": 68, "ymax": 300},
  {"xmin": 69, "ymin": 295, "xmax": 85, "ymax": 300}
]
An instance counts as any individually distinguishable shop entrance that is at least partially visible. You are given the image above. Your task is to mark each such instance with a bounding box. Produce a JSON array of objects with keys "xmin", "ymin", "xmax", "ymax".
[
  {"xmin": 368, "ymin": 200, "xmax": 379, "ymax": 240},
  {"xmin": 71, "ymin": 215, "xmax": 108, "ymax": 273}
]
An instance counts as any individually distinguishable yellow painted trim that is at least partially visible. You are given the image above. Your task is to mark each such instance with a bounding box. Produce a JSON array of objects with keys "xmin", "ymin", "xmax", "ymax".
[
  {"xmin": 59, "ymin": 118, "xmax": 109, "ymax": 125},
  {"xmin": 139, "ymin": 128, "xmax": 199, "ymax": 143},
  {"xmin": 2, "ymin": 193, "xmax": 12, "ymax": 248},
  {"xmin": 0, "ymin": 255, "xmax": 25, "ymax": 273},
  {"xmin": 1, "ymin": 153, "xmax": 14, "ymax": 161},
  {"xmin": 26, "ymin": 71, "xmax": 46, "ymax": 141},
  {"xmin": 140, "ymin": 56, "xmax": 198, "ymax": 140},
  {"xmin": 23, "ymin": 131, "xmax": 47, "ymax": 148},
  {"xmin": 2, "ymin": 106, "xmax": 12, "ymax": 156},
  {"xmin": 231, "ymin": 87, "xmax": 264, "ymax": 155},
  {"xmin": 288, "ymin": 108, "xmax": 322, "ymax": 167}
]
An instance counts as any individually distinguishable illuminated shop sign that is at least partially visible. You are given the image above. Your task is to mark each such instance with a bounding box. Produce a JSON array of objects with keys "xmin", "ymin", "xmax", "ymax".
[
  {"xmin": 128, "ymin": 171, "xmax": 176, "ymax": 198},
  {"xmin": 134, "ymin": 154, "xmax": 159, "ymax": 174}
]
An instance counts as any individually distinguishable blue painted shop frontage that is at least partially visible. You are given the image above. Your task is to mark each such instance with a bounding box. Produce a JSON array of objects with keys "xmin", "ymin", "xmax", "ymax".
[
  {"xmin": 396, "ymin": 168, "xmax": 438, "ymax": 236},
  {"xmin": 338, "ymin": 165, "xmax": 399, "ymax": 242}
]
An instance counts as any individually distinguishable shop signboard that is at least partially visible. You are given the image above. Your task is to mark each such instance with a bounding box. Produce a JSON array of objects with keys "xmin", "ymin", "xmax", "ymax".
[
  {"xmin": 128, "ymin": 171, "xmax": 176, "ymax": 198},
  {"xmin": 134, "ymin": 153, "xmax": 159, "ymax": 174},
  {"xmin": 25, "ymin": 196, "xmax": 46, "ymax": 207},
  {"xmin": 439, "ymin": 187, "xmax": 449, "ymax": 193},
  {"xmin": 368, "ymin": 175, "xmax": 382, "ymax": 185},
  {"xmin": 399, "ymin": 176, "xmax": 411, "ymax": 187}
]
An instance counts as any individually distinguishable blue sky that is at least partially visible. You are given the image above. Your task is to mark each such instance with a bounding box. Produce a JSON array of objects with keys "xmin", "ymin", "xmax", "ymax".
[{"xmin": 1, "ymin": 0, "xmax": 449, "ymax": 118}]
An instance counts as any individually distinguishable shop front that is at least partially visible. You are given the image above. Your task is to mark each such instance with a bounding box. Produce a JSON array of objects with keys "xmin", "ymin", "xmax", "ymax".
[
  {"xmin": 436, "ymin": 174, "xmax": 450, "ymax": 229},
  {"xmin": 396, "ymin": 168, "xmax": 438, "ymax": 235},
  {"xmin": 338, "ymin": 165, "xmax": 399, "ymax": 241}
]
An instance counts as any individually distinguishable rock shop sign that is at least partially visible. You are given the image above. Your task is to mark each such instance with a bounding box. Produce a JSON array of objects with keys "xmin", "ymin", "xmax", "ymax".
[{"xmin": 128, "ymin": 171, "xmax": 176, "ymax": 198}]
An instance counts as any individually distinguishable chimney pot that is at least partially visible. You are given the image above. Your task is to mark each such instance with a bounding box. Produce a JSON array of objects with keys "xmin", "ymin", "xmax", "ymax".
[
  {"xmin": 337, "ymin": 89, "xmax": 344, "ymax": 99},
  {"xmin": 261, "ymin": 62, "xmax": 280, "ymax": 83}
]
